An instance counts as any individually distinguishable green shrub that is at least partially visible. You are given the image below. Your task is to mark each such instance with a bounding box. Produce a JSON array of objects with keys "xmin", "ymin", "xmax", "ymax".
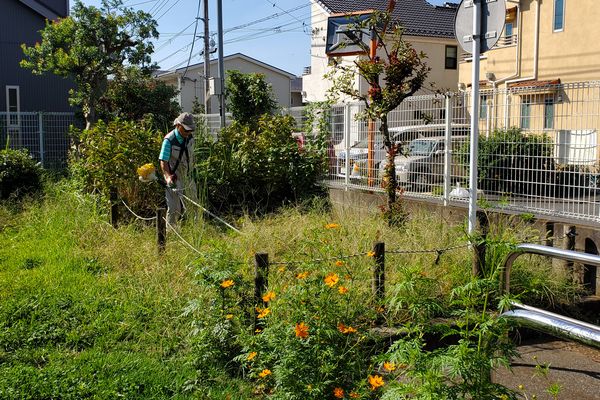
[
  {"xmin": 0, "ymin": 148, "xmax": 43, "ymax": 200},
  {"xmin": 459, "ymin": 128, "xmax": 555, "ymax": 195},
  {"xmin": 196, "ymin": 114, "xmax": 327, "ymax": 215},
  {"xmin": 69, "ymin": 119, "xmax": 163, "ymax": 217}
]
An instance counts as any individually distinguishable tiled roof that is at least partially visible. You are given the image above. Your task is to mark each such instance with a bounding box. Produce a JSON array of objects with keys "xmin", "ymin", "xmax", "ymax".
[
  {"xmin": 508, "ymin": 79, "xmax": 561, "ymax": 89},
  {"xmin": 315, "ymin": 0, "xmax": 458, "ymax": 39}
]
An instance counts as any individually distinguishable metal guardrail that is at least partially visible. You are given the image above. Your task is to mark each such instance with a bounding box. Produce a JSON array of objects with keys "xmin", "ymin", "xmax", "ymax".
[{"xmin": 500, "ymin": 243, "xmax": 600, "ymax": 349}]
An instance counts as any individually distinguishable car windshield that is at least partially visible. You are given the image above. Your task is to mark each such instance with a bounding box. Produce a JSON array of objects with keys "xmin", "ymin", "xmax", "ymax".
[{"xmin": 408, "ymin": 140, "xmax": 435, "ymax": 156}]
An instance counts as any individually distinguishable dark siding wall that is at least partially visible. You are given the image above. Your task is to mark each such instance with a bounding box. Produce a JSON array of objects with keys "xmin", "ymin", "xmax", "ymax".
[
  {"xmin": 44, "ymin": 0, "xmax": 69, "ymax": 16},
  {"xmin": 0, "ymin": 0, "xmax": 73, "ymax": 112}
]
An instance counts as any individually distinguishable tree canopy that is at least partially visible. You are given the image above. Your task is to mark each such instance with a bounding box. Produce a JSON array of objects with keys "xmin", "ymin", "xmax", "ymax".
[
  {"xmin": 21, "ymin": 0, "xmax": 158, "ymax": 129},
  {"xmin": 225, "ymin": 70, "xmax": 277, "ymax": 125}
]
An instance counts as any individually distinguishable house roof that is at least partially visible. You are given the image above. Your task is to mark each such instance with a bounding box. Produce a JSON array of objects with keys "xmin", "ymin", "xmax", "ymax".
[
  {"xmin": 19, "ymin": 0, "xmax": 68, "ymax": 20},
  {"xmin": 315, "ymin": 0, "xmax": 458, "ymax": 39},
  {"xmin": 156, "ymin": 53, "xmax": 297, "ymax": 80}
]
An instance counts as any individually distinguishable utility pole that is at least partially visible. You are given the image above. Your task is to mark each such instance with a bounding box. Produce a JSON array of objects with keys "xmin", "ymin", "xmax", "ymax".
[
  {"xmin": 217, "ymin": 0, "xmax": 226, "ymax": 128},
  {"xmin": 203, "ymin": 0, "xmax": 210, "ymax": 114}
]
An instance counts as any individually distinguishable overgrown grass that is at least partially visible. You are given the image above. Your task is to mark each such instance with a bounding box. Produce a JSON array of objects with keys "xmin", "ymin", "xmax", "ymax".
[{"xmin": 0, "ymin": 182, "xmax": 582, "ymax": 398}]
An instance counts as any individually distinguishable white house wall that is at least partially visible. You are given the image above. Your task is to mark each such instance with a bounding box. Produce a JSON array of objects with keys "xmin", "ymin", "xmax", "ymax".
[
  {"xmin": 303, "ymin": 1, "xmax": 459, "ymax": 102},
  {"xmin": 165, "ymin": 57, "xmax": 293, "ymax": 113}
]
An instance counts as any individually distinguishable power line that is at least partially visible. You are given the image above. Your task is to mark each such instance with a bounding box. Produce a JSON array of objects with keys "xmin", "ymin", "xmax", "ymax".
[
  {"xmin": 155, "ymin": 0, "xmax": 184, "ymax": 21},
  {"xmin": 181, "ymin": 0, "xmax": 203, "ymax": 80},
  {"xmin": 263, "ymin": 0, "xmax": 310, "ymax": 34},
  {"xmin": 224, "ymin": 3, "xmax": 310, "ymax": 34}
]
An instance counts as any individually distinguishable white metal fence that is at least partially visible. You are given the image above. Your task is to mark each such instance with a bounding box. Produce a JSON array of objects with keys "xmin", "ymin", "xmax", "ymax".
[
  {"xmin": 1, "ymin": 112, "xmax": 78, "ymax": 168},
  {"xmin": 326, "ymin": 81, "xmax": 600, "ymax": 224}
]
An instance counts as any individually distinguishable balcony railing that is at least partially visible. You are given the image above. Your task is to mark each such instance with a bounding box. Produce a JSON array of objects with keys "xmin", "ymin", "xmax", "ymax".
[{"xmin": 460, "ymin": 34, "xmax": 518, "ymax": 63}]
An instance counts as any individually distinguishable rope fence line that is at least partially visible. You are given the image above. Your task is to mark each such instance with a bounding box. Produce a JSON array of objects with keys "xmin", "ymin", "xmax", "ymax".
[
  {"xmin": 165, "ymin": 217, "xmax": 203, "ymax": 256},
  {"xmin": 120, "ymin": 199, "xmax": 158, "ymax": 221},
  {"xmin": 112, "ymin": 190, "xmax": 575, "ymax": 267},
  {"xmin": 179, "ymin": 192, "xmax": 242, "ymax": 234}
]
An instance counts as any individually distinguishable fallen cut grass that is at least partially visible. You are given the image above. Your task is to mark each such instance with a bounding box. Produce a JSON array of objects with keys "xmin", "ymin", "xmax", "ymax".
[{"xmin": 0, "ymin": 182, "xmax": 580, "ymax": 398}]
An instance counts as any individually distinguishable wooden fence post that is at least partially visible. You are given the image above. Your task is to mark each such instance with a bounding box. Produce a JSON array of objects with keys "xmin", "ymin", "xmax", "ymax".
[
  {"xmin": 254, "ymin": 252, "xmax": 269, "ymax": 333},
  {"xmin": 372, "ymin": 242, "xmax": 385, "ymax": 303},
  {"xmin": 110, "ymin": 187, "xmax": 118, "ymax": 228},
  {"xmin": 156, "ymin": 208, "xmax": 166, "ymax": 254},
  {"xmin": 546, "ymin": 222, "xmax": 555, "ymax": 247}
]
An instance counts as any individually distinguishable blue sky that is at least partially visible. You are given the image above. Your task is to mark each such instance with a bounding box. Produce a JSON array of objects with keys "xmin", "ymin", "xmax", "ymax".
[{"xmin": 79, "ymin": 0, "xmax": 448, "ymax": 76}]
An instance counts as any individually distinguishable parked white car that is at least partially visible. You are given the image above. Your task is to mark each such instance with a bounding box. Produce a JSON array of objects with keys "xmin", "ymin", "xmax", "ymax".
[
  {"xmin": 379, "ymin": 135, "xmax": 469, "ymax": 192},
  {"xmin": 337, "ymin": 123, "xmax": 469, "ymax": 180}
]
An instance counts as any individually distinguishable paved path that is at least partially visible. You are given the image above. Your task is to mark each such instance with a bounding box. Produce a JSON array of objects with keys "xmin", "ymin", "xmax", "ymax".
[{"xmin": 493, "ymin": 338, "xmax": 600, "ymax": 400}]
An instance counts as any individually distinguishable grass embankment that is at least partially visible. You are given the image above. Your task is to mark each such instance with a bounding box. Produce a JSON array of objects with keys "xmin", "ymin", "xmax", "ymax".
[{"xmin": 0, "ymin": 184, "xmax": 578, "ymax": 399}]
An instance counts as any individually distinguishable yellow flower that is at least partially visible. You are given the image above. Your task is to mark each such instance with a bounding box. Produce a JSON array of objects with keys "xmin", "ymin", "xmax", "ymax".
[
  {"xmin": 247, "ymin": 351, "xmax": 257, "ymax": 361},
  {"xmin": 324, "ymin": 272, "xmax": 339, "ymax": 287},
  {"xmin": 255, "ymin": 328, "xmax": 262, "ymax": 333},
  {"xmin": 262, "ymin": 291, "xmax": 276, "ymax": 302},
  {"xmin": 225, "ymin": 314, "xmax": 234, "ymax": 320},
  {"xmin": 335, "ymin": 260, "xmax": 344, "ymax": 267},
  {"xmin": 258, "ymin": 369, "xmax": 271, "ymax": 378},
  {"xmin": 296, "ymin": 271, "xmax": 309, "ymax": 279},
  {"xmin": 368, "ymin": 375, "xmax": 384, "ymax": 390},
  {"xmin": 295, "ymin": 322, "xmax": 309, "ymax": 339},
  {"xmin": 337, "ymin": 322, "xmax": 357, "ymax": 334},
  {"xmin": 338, "ymin": 286, "xmax": 349, "ymax": 295},
  {"xmin": 383, "ymin": 362, "xmax": 396, "ymax": 372},
  {"xmin": 278, "ymin": 266, "xmax": 286, "ymax": 273},
  {"xmin": 349, "ymin": 391, "xmax": 361, "ymax": 399},
  {"xmin": 333, "ymin": 387, "xmax": 345, "ymax": 398},
  {"xmin": 325, "ymin": 223, "xmax": 340, "ymax": 229},
  {"xmin": 256, "ymin": 307, "xmax": 270, "ymax": 319},
  {"xmin": 367, "ymin": 251, "xmax": 376, "ymax": 257},
  {"xmin": 220, "ymin": 279, "xmax": 234, "ymax": 289}
]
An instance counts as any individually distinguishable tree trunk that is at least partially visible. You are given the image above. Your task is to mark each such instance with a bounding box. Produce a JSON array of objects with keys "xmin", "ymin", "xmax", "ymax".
[{"xmin": 381, "ymin": 115, "xmax": 397, "ymax": 209}]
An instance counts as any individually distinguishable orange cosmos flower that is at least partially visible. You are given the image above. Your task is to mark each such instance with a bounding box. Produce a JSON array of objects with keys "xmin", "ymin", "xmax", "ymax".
[
  {"xmin": 324, "ymin": 272, "xmax": 339, "ymax": 287},
  {"xmin": 296, "ymin": 271, "xmax": 309, "ymax": 279},
  {"xmin": 256, "ymin": 307, "xmax": 270, "ymax": 318},
  {"xmin": 325, "ymin": 223, "xmax": 340, "ymax": 229},
  {"xmin": 333, "ymin": 387, "xmax": 345, "ymax": 398},
  {"xmin": 338, "ymin": 285, "xmax": 349, "ymax": 294},
  {"xmin": 258, "ymin": 369, "xmax": 271, "ymax": 378},
  {"xmin": 335, "ymin": 260, "xmax": 344, "ymax": 267},
  {"xmin": 295, "ymin": 322, "xmax": 309, "ymax": 339},
  {"xmin": 262, "ymin": 291, "xmax": 276, "ymax": 302},
  {"xmin": 367, "ymin": 251, "xmax": 376, "ymax": 257},
  {"xmin": 247, "ymin": 351, "xmax": 257, "ymax": 361},
  {"xmin": 383, "ymin": 362, "xmax": 396, "ymax": 371},
  {"xmin": 337, "ymin": 322, "xmax": 357, "ymax": 334},
  {"xmin": 368, "ymin": 375, "xmax": 384, "ymax": 390},
  {"xmin": 220, "ymin": 279, "xmax": 234, "ymax": 288},
  {"xmin": 349, "ymin": 391, "xmax": 361, "ymax": 398}
]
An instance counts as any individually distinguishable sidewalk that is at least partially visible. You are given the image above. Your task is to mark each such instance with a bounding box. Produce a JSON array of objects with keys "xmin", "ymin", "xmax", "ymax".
[{"xmin": 493, "ymin": 338, "xmax": 600, "ymax": 400}]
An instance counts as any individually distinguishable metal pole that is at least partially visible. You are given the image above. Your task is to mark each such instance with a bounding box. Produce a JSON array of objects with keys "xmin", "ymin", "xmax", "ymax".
[
  {"xmin": 203, "ymin": 0, "xmax": 211, "ymax": 114},
  {"xmin": 217, "ymin": 0, "xmax": 226, "ymax": 128},
  {"xmin": 344, "ymin": 103, "xmax": 351, "ymax": 189},
  {"xmin": 443, "ymin": 94, "xmax": 452, "ymax": 206},
  {"xmin": 38, "ymin": 112, "xmax": 44, "ymax": 167},
  {"xmin": 468, "ymin": 0, "xmax": 481, "ymax": 236}
]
